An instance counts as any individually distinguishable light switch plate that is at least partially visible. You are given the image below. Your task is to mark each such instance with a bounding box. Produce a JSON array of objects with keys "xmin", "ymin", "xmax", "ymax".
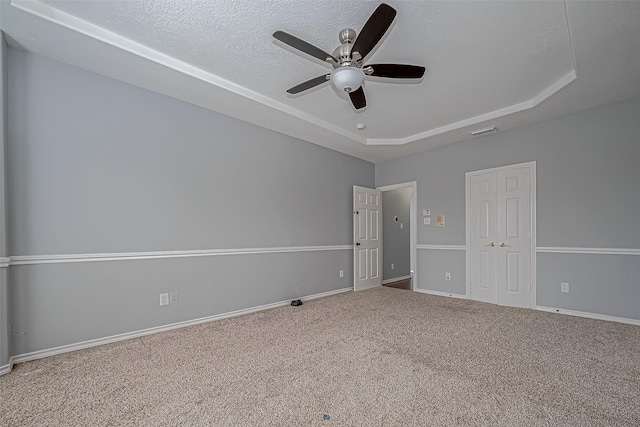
[{"xmin": 424, "ymin": 218, "xmax": 431, "ymax": 225}]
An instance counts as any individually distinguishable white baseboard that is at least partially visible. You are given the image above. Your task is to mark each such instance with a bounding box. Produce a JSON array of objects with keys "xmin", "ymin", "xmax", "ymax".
[
  {"xmin": 414, "ymin": 288, "xmax": 469, "ymax": 300},
  {"xmin": 7, "ymin": 287, "xmax": 352, "ymax": 369},
  {"xmin": 382, "ymin": 275, "xmax": 411, "ymax": 285},
  {"xmin": 536, "ymin": 306, "xmax": 640, "ymax": 326},
  {"xmin": 0, "ymin": 362, "xmax": 12, "ymax": 376}
]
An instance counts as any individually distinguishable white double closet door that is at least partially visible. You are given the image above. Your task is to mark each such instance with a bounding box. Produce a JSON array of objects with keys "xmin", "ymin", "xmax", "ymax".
[{"xmin": 468, "ymin": 163, "xmax": 534, "ymax": 308}]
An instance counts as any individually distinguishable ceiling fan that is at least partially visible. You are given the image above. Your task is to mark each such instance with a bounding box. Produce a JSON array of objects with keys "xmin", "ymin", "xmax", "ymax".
[{"xmin": 273, "ymin": 3, "xmax": 426, "ymax": 110}]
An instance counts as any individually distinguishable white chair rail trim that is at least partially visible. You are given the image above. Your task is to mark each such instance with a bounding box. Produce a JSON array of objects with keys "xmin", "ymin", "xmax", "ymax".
[
  {"xmin": 416, "ymin": 245, "xmax": 640, "ymax": 256},
  {"xmin": 536, "ymin": 247, "xmax": 640, "ymax": 256},
  {"xmin": 5, "ymin": 245, "xmax": 353, "ymax": 266}
]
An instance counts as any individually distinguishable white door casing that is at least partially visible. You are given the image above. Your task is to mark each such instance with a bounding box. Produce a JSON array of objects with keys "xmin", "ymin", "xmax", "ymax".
[
  {"xmin": 377, "ymin": 181, "xmax": 418, "ymax": 292},
  {"xmin": 467, "ymin": 162, "xmax": 536, "ymax": 308},
  {"xmin": 353, "ymin": 186, "xmax": 382, "ymax": 291}
]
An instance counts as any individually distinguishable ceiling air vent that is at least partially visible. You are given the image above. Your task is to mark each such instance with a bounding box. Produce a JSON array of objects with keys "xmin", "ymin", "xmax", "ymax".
[{"xmin": 469, "ymin": 126, "xmax": 498, "ymax": 136}]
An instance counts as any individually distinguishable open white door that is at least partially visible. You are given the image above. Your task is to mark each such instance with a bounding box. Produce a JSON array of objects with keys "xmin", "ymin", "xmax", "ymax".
[{"xmin": 353, "ymin": 186, "xmax": 382, "ymax": 291}]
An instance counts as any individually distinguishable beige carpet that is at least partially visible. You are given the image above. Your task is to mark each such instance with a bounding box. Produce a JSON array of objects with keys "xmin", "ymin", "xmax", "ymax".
[{"xmin": 1, "ymin": 287, "xmax": 639, "ymax": 426}]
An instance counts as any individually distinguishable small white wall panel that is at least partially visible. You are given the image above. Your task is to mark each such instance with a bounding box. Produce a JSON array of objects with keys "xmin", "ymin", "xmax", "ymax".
[{"xmin": 506, "ymin": 252, "xmax": 520, "ymax": 292}]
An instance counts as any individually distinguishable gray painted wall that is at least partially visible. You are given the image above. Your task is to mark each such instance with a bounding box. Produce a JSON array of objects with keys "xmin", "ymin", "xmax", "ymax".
[
  {"xmin": 376, "ymin": 97, "xmax": 640, "ymax": 319},
  {"xmin": 11, "ymin": 250, "xmax": 353, "ymax": 355},
  {"xmin": 4, "ymin": 43, "xmax": 640, "ymax": 362},
  {"xmin": 536, "ymin": 253, "xmax": 640, "ymax": 319},
  {"xmin": 416, "ymin": 250, "xmax": 466, "ymax": 296},
  {"xmin": 382, "ymin": 187, "xmax": 411, "ymax": 281},
  {"xmin": 6, "ymin": 48, "xmax": 374, "ymax": 356},
  {"xmin": 0, "ymin": 34, "xmax": 9, "ymax": 368},
  {"xmin": 8, "ymin": 49, "xmax": 373, "ymax": 255}
]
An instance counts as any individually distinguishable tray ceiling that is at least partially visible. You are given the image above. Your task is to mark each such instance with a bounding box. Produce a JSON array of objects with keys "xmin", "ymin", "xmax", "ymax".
[{"xmin": 2, "ymin": 1, "xmax": 639, "ymax": 162}]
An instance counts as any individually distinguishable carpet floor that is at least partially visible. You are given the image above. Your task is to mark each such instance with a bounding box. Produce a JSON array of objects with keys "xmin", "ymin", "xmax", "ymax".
[{"xmin": 1, "ymin": 287, "xmax": 639, "ymax": 426}]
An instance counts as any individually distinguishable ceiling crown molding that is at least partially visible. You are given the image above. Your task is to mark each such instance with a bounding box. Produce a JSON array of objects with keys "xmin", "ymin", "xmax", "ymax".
[{"xmin": 1, "ymin": 0, "xmax": 587, "ymax": 162}]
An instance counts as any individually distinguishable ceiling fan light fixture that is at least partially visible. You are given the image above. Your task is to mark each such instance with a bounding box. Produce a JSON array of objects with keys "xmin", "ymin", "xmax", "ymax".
[
  {"xmin": 330, "ymin": 67, "xmax": 365, "ymax": 93},
  {"xmin": 274, "ymin": 3, "xmax": 424, "ymax": 110}
]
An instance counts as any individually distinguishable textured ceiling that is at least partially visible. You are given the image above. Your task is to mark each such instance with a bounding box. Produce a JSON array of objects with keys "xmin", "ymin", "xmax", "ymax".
[{"xmin": 2, "ymin": 1, "xmax": 640, "ymax": 162}]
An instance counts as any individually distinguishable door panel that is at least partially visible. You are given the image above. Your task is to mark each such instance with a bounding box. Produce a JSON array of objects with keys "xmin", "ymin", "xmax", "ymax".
[
  {"xmin": 354, "ymin": 186, "xmax": 382, "ymax": 291},
  {"xmin": 478, "ymin": 250, "xmax": 491, "ymax": 290},
  {"xmin": 357, "ymin": 209, "xmax": 368, "ymax": 240},
  {"xmin": 506, "ymin": 198, "xmax": 520, "ymax": 238},
  {"xmin": 370, "ymin": 210, "xmax": 379, "ymax": 240},
  {"xmin": 469, "ymin": 173, "xmax": 497, "ymax": 303},
  {"xmin": 506, "ymin": 252, "xmax": 520, "ymax": 292},
  {"xmin": 358, "ymin": 249, "xmax": 368, "ymax": 280},
  {"xmin": 370, "ymin": 248, "xmax": 379, "ymax": 278},
  {"xmin": 479, "ymin": 200, "xmax": 490, "ymax": 238},
  {"xmin": 497, "ymin": 167, "xmax": 531, "ymax": 307}
]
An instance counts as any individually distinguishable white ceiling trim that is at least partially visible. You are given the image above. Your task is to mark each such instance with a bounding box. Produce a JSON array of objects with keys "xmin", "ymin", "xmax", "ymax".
[
  {"xmin": 8, "ymin": 0, "xmax": 578, "ymax": 150},
  {"xmin": 10, "ymin": 0, "xmax": 367, "ymax": 145},
  {"xmin": 367, "ymin": 70, "xmax": 577, "ymax": 146}
]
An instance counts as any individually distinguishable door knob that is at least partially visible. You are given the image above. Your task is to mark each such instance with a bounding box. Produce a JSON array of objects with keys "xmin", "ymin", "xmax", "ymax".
[
  {"xmin": 356, "ymin": 242, "xmax": 361, "ymax": 246},
  {"xmin": 499, "ymin": 242, "xmax": 510, "ymax": 247},
  {"xmin": 485, "ymin": 242, "xmax": 495, "ymax": 247}
]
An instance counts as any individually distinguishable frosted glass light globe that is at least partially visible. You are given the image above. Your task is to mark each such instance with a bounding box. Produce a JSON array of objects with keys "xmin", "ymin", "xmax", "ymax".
[{"xmin": 330, "ymin": 67, "xmax": 365, "ymax": 93}]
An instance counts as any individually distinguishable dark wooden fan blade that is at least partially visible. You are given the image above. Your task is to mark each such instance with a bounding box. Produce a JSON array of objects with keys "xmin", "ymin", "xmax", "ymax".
[
  {"xmin": 349, "ymin": 87, "xmax": 367, "ymax": 110},
  {"xmin": 352, "ymin": 3, "xmax": 397, "ymax": 59},
  {"xmin": 286, "ymin": 75, "xmax": 330, "ymax": 94},
  {"xmin": 273, "ymin": 31, "xmax": 337, "ymax": 63},
  {"xmin": 368, "ymin": 64, "xmax": 426, "ymax": 78}
]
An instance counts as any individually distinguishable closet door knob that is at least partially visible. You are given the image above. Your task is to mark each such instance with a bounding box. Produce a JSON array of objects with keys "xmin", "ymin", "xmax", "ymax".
[{"xmin": 486, "ymin": 242, "xmax": 495, "ymax": 247}]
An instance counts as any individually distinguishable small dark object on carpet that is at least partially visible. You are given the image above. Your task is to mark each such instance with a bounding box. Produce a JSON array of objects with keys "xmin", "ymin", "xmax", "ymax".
[
  {"xmin": 323, "ymin": 414, "xmax": 331, "ymax": 421},
  {"xmin": 291, "ymin": 299, "xmax": 303, "ymax": 306}
]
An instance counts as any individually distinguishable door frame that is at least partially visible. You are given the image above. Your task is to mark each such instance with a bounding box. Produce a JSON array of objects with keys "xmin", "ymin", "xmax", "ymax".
[
  {"xmin": 465, "ymin": 162, "xmax": 536, "ymax": 307},
  {"xmin": 377, "ymin": 181, "xmax": 417, "ymax": 291}
]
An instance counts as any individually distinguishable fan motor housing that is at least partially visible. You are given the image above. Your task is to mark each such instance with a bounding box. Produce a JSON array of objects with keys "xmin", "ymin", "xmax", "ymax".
[
  {"xmin": 333, "ymin": 28, "xmax": 362, "ymax": 68},
  {"xmin": 339, "ymin": 28, "xmax": 356, "ymax": 44},
  {"xmin": 332, "ymin": 44, "xmax": 353, "ymax": 64}
]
